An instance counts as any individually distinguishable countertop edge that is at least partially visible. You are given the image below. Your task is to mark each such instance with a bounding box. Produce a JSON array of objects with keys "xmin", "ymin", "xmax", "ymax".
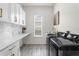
[{"xmin": 0, "ymin": 33, "xmax": 30, "ymax": 52}]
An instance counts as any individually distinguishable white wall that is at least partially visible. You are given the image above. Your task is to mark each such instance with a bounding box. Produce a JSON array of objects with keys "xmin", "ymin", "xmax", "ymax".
[
  {"xmin": 0, "ymin": 3, "xmax": 11, "ymax": 21},
  {"xmin": 54, "ymin": 3, "xmax": 79, "ymax": 34},
  {"xmin": 23, "ymin": 6, "xmax": 54, "ymax": 44}
]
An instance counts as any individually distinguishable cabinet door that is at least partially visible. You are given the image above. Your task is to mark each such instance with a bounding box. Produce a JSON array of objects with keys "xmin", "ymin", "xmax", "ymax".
[
  {"xmin": 9, "ymin": 41, "xmax": 20, "ymax": 56},
  {"xmin": 0, "ymin": 41, "xmax": 20, "ymax": 56},
  {"xmin": 14, "ymin": 41, "xmax": 20, "ymax": 56},
  {"xmin": 19, "ymin": 6, "xmax": 23, "ymax": 25},
  {"xmin": 10, "ymin": 3, "xmax": 25, "ymax": 25},
  {"xmin": 0, "ymin": 44, "xmax": 16, "ymax": 56},
  {"xmin": 19, "ymin": 6, "xmax": 26, "ymax": 25},
  {"xmin": 0, "ymin": 48, "xmax": 10, "ymax": 56},
  {"xmin": 22, "ymin": 10, "xmax": 26, "ymax": 25},
  {"xmin": 16, "ymin": 4, "xmax": 20, "ymax": 24},
  {"xmin": 11, "ymin": 3, "xmax": 17, "ymax": 23}
]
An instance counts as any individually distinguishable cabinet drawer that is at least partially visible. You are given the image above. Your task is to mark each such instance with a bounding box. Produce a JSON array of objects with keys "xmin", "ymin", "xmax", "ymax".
[
  {"xmin": 0, "ymin": 44, "xmax": 16, "ymax": 56},
  {"xmin": 0, "ymin": 41, "xmax": 20, "ymax": 56},
  {"xmin": 0, "ymin": 48, "xmax": 9, "ymax": 56}
]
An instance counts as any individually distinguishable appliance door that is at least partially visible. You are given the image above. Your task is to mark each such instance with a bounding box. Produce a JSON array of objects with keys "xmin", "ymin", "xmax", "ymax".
[{"xmin": 50, "ymin": 39, "xmax": 58, "ymax": 56}]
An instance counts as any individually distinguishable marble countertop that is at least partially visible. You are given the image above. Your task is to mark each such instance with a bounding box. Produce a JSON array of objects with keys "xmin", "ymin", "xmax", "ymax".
[{"xmin": 0, "ymin": 33, "xmax": 30, "ymax": 51}]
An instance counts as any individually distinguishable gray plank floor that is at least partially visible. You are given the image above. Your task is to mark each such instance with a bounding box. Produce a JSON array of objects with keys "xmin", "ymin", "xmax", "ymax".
[{"xmin": 20, "ymin": 44, "xmax": 49, "ymax": 56}]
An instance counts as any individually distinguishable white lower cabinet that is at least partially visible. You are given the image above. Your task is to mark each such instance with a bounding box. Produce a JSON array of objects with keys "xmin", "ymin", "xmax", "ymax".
[
  {"xmin": 0, "ymin": 47, "xmax": 10, "ymax": 56},
  {"xmin": 0, "ymin": 41, "xmax": 20, "ymax": 56}
]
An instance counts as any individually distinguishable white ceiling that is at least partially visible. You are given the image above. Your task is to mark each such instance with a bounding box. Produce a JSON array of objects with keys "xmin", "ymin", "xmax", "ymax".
[{"xmin": 21, "ymin": 3, "xmax": 55, "ymax": 7}]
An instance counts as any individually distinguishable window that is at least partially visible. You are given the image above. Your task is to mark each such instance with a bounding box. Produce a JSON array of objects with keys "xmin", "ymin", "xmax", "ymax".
[{"xmin": 34, "ymin": 15, "xmax": 43, "ymax": 37}]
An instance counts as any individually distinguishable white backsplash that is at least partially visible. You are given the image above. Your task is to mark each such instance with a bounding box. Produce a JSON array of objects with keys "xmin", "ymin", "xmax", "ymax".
[{"xmin": 0, "ymin": 21, "xmax": 22, "ymax": 37}]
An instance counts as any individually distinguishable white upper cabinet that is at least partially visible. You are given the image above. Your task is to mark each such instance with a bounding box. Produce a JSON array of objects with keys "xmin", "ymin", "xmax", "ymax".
[
  {"xmin": 10, "ymin": 3, "xmax": 26, "ymax": 26},
  {"xmin": 16, "ymin": 4, "xmax": 20, "ymax": 24},
  {"xmin": 0, "ymin": 3, "xmax": 26, "ymax": 26},
  {"xmin": 19, "ymin": 6, "xmax": 26, "ymax": 25},
  {"xmin": 19, "ymin": 6, "xmax": 23, "ymax": 25},
  {"xmin": 22, "ymin": 10, "xmax": 26, "ymax": 25},
  {"xmin": 10, "ymin": 4, "xmax": 17, "ymax": 23}
]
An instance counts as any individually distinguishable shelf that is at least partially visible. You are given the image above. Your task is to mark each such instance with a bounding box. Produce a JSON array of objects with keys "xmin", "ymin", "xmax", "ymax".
[
  {"xmin": 35, "ymin": 21, "xmax": 41, "ymax": 22},
  {"xmin": 34, "ymin": 35, "xmax": 42, "ymax": 37},
  {"xmin": 0, "ymin": 20, "xmax": 26, "ymax": 27},
  {"xmin": 35, "ymin": 26, "xmax": 41, "ymax": 27}
]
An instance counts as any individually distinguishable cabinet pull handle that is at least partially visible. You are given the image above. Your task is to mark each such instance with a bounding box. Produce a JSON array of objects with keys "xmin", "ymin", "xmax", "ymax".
[{"xmin": 9, "ymin": 46, "xmax": 16, "ymax": 50}]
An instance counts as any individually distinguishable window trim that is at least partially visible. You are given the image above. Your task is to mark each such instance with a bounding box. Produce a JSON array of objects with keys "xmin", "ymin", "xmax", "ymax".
[{"xmin": 34, "ymin": 15, "xmax": 43, "ymax": 37}]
